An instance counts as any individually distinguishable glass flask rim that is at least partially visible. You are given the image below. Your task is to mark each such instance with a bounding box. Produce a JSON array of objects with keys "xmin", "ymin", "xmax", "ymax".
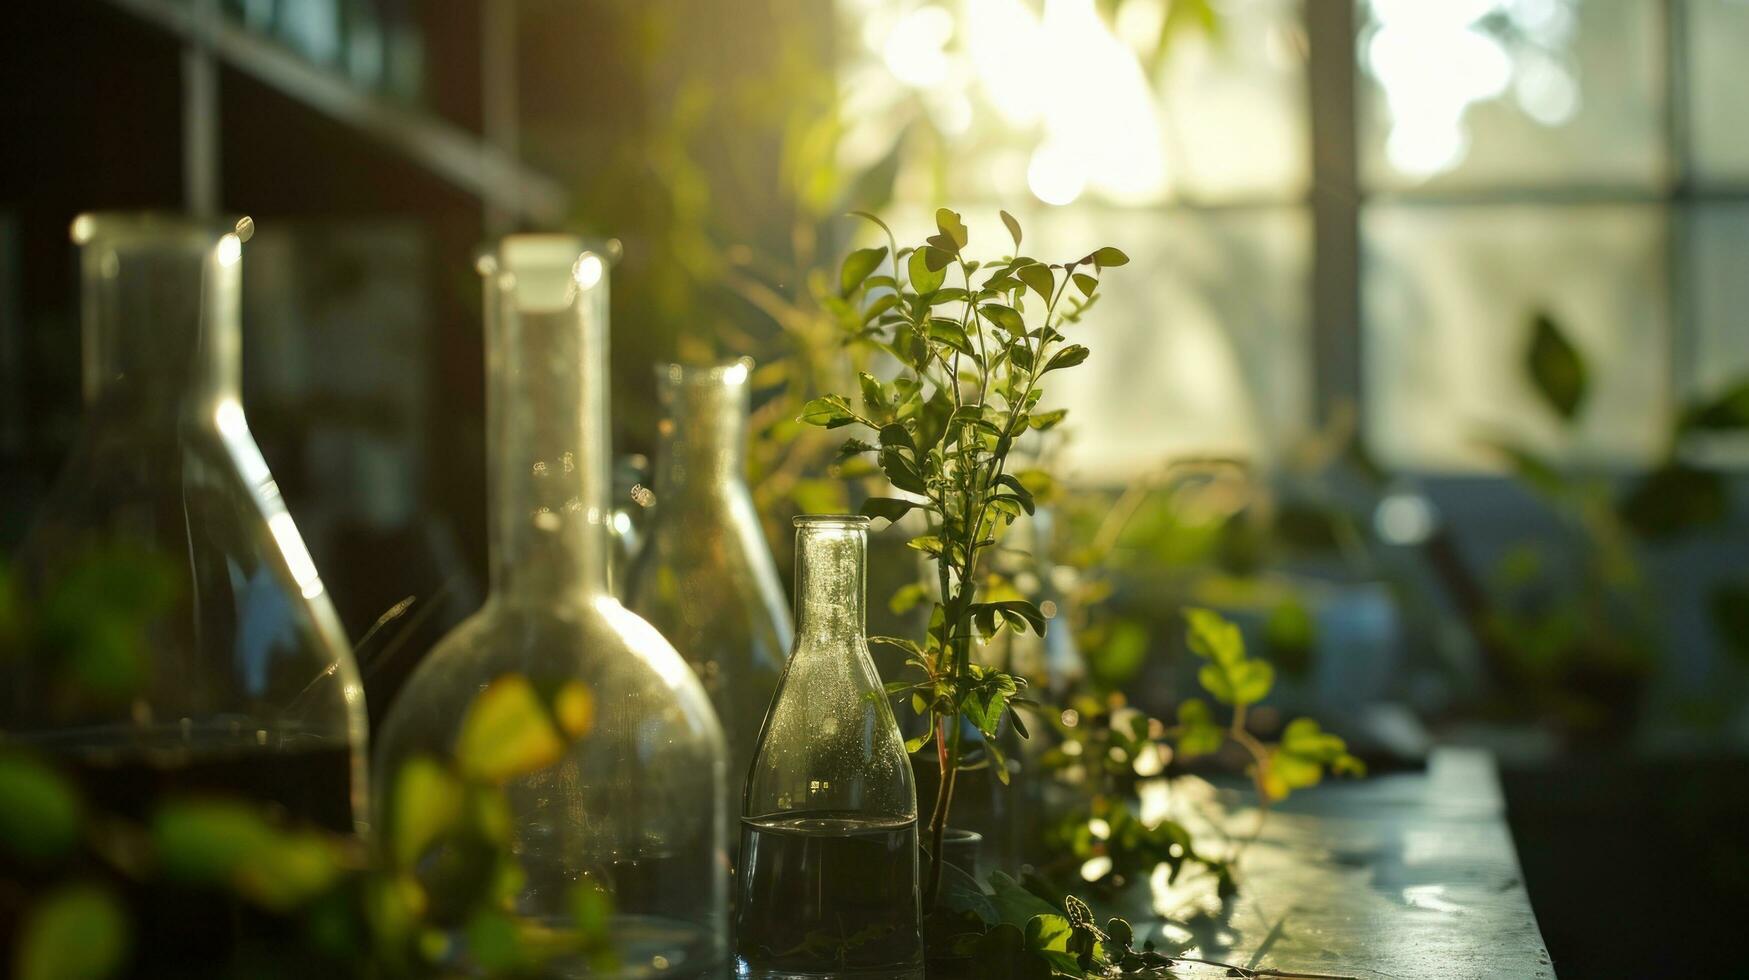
[
  {"xmin": 656, "ymin": 357, "xmax": 755, "ymax": 388},
  {"xmin": 472, "ymin": 233, "xmax": 624, "ymax": 276},
  {"xmin": 70, "ymin": 211, "xmax": 255, "ymax": 247},
  {"xmin": 792, "ymin": 514, "xmax": 870, "ymax": 529}
]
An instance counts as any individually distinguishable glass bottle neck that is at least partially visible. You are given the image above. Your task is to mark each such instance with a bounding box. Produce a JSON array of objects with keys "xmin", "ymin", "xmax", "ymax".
[
  {"xmin": 652, "ymin": 361, "xmax": 752, "ymax": 503},
  {"xmin": 483, "ymin": 237, "xmax": 614, "ymax": 601},
  {"xmin": 78, "ymin": 221, "xmax": 243, "ymax": 424},
  {"xmin": 793, "ymin": 520, "xmax": 868, "ymax": 644}
]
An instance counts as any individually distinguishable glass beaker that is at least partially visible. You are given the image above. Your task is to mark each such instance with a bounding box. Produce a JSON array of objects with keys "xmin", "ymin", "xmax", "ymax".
[
  {"xmin": 735, "ymin": 516, "xmax": 922, "ymax": 980},
  {"xmin": 5, "ymin": 213, "xmax": 367, "ymax": 830},
  {"xmin": 625, "ymin": 360, "xmax": 790, "ymax": 795},
  {"xmin": 371, "ymin": 235, "xmax": 729, "ymax": 977}
]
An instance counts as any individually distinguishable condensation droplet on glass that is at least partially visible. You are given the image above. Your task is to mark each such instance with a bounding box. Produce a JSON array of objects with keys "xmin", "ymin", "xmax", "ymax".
[
  {"xmin": 631, "ymin": 483, "xmax": 655, "ymax": 507},
  {"xmin": 533, "ymin": 508, "xmax": 561, "ymax": 531},
  {"xmin": 561, "ymin": 451, "xmax": 575, "ymax": 473},
  {"xmin": 532, "ymin": 460, "xmax": 549, "ymax": 478}
]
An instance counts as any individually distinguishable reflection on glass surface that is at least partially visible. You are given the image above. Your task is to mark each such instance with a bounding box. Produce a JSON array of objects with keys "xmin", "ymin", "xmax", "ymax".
[
  {"xmin": 840, "ymin": 0, "xmax": 1308, "ymax": 204},
  {"xmin": 1362, "ymin": 204, "xmax": 1670, "ymax": 470},
  {"xmin": 1688, "ymin": 0, "xmax": 1749, "ymax": 183},
  {"xmin": 1357, "ymin": 0, "xmax": 1663, "ymax": 188}
]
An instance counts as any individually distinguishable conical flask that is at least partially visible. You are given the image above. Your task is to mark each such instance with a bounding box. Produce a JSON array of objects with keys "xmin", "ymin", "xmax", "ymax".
[
  {"xmin": 625, "ymin": 360, "xmax": 790, "ymax": 793},
  {"xmin": 4, "ymin": 213, "xmax": 367, "ymax": 831},
  {"xmin": 736, "ymin": 516, "xmax": 922, "ymax": 980},
  {"xmin": 372, "ymin": 236, "xmax": 729, "ymax": 977}
]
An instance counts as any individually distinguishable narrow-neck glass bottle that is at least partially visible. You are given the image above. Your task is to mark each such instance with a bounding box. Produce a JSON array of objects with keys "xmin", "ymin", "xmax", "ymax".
[
  {"xmin": 736, "ymin": 516, "xmax": 923, "ymax": 980},
  {"xmin": 372, "ymin": 236, "xmax": 729, "ymax": 978},
  {"xmin": 625, "ymin": 360, "xmax": 791, "ymax": 793},
  {"xmin": 5, "ymin": 213, "xmax": 367, "ymax": 832}
]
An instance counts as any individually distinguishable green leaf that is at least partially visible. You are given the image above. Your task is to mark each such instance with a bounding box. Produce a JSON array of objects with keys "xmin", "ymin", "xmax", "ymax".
[
  {"xmin": 977, "ymin": 303, "xmax": 1026, "ymax": 338},
  {"xmin": 1184, "ymin": 607, "xmax": 1245, "ymax": 665},
  {"xmin": 455, "ymin": 674, "xmax": 565, "ymax": 782},
  {"xmin": 915, "ymin": 386, "xmax": 953, "ymax": 452},
  {"xmin": 848, "ymin": 209, "xmax": 894, "ymax": 240},
  {"xmin": 15, "ymin": 883, "xmax": 129, "ymax": 980},
  {"xmin": 909, "ymin": 247, "xmax": 946, "ymax": 293},
  {"xmin": 0, "ymin": 752, "xmax": 81, "ymax": 863},
  {"xmin": 888, "ymin": 582, "xmax": 930, "ymax": 614},
  {"xmin": 836, "ymin": 437, "xmax": 877, "ymax": 461},
  {"xmin": 798, "ymin": 394, "xmax": 857, "ymax": 429},
  {"xmin": 465, "ymin": 910, "xmax": 524, "ymax": 972},
  {"xmin": 1680, "ymin": 378, "xmax": 1749, "ymax": 433},
  {"xmin": 1017, "ymin": 263, "xmax": 1054, "ymax": 302},
  {"xmin": 1198, "ymin": 658, "xmax": 1273, "ymax": 707},
  {"xmin": 878, "ymin": 422, "xmax": 916, "ymax": 452},
  {"xmin": 152, "ymin": 799, "xmax": 343, "ymax": 910},
  {"xmin": 1000, "ymin": 210, "xmax": 1023, "ymax": 249},
  {"xmin": 1023, "ymin": 914, "xmax": 1080, "ymax": 972},
  {"xmin": 1027, "ymin": 408, "xmax": 1068, "ymax": 431},
  {"xmin": 928, "ymin": 317, "xmax": 977, "ymax": 357},
  {"xmin": 936, "ymin": 208, "xmax": 970, "ymax": 250},
  {"xmin": 1090, "ymin": 246, "xmax": 1129, "ymax": 269},
  {"xmin": 840, "ymin": 246, "xmax": 888, "ymax": 297},
  {"xmin": 987, "ymin": 872, "xmax": 1059, "ymax": 929},
  {"xmin": 862, "ymin": 496, "xmax": 918, "ymax": 523},
  {"xmin": 1041, "ymin": 344, "xmax": 1090, "ymax": 373},
  {"xmin": 1711, "ymin": 581, "xmax": 1749, "ymax": 664},
  {"xmin": 879, "ymin": 448, "xmax": 928, "ymax": 494},
  {"xmin": 1174, "ymin": 698, "xmax": 1225, "ymax": 758},
  {"xmin": 1526, "ymin": 311, "xmax": 1588, "ymax": 422},
  {"xmin": 390, "ymin": 755, "xmax": 463, "ymax": 869},
  {"xmin": 859, "ymin": 372, "xmax": 890, "ymax": 419},
  {"xmin": 1617, "ymin": 463, "xmax": 1727, "ymax": 537}
]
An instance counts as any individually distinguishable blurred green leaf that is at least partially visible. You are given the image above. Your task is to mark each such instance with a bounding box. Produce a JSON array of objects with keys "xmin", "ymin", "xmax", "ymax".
[
  {"xmin": 152, "ymin": 799, "xmax": 343, "ymax": 910},
  {"xmin": 1174, "ymin": 698, "xmax": 1225, "ymax": 759},
  {"xmin": 1023, "ymin": 913, "xmax": 1079, "ymax": 972},
  {"xmin": 455, "ymin": 674, "xmax": 565, "ymax": 783},
  {"xmin": 1711, "ymin": 582, "xmax": 1749, "ymax": 665},
  {"xmin": 1526, "ymin": 311, "xmax": 1588, "ymax": 422},
  {"xmin": 14, "ymin": 883, "xmax": 129, "ymax": 980},
  {"xmin": 1679, "ymin": 378, "xmax": 1749, "ymax": 434},
  {"xmin": 465, "ymin": 910, "xmax": 524, "ymax": 972},
  {"xmin": 0, "ymin": 752, "xmax": 81, "ymax": 862},
  {"xmin": 1617, "ymin": 463, "xmax": 1726, "ymax": 538},
  {"xmin": 391, "ymin": 755, "xmax": 463, "ymax": 869}
]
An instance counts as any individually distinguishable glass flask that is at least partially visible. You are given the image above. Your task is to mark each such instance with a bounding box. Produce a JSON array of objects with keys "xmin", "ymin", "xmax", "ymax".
[
  {"xmin": 625, "ymin": 360, "xmax": 791, "ymax": 793},
  {"xmin": 736, "ymin": 516, "xmax": 923, "ymax": 980},
  {"xmin": 372, "ymin": 235, "xmax": 729, "ymax": 977},
  {"xmin": 4, "ymin": 213, "xmax": 368, "ymax": 831}
]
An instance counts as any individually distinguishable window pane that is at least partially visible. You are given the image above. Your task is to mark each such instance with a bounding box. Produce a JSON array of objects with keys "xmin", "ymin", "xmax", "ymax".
[
  {"xmin": 1687, "ymin": 203, "xmax": 1749, "ymax": 393},
  {"xmin": 1362, "ymin": 204, "xmax": 1670, "ymax": 470},
  {"xmin": 1005, "ymin": 205, "xmax": 1311, "ymax": 481},
  {"xmin": 1356, "ymin": 0, "xmax": 1665, "ymax": 190},
  {"xmin": 839, "ymin": 0, "xmax": 1308, "ymax": 206},
  {"xmin": 1687, "ymin": 0, "xmax": 1749, "ymax": 184}
]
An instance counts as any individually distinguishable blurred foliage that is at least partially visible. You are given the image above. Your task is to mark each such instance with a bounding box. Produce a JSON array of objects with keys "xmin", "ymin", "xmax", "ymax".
[
  {"xmin": 0, "ymin": 552, "xmax": 610, "ymax": 978},
  {"xmin": 1470, "ymin": 311, "xmax": 1749, "ymax": 737}
]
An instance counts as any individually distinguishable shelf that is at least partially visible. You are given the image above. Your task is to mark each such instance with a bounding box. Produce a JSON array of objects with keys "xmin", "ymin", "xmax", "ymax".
[{"xmin": 101, "ymin": 0, "xmax": 569, "ymax": 224}]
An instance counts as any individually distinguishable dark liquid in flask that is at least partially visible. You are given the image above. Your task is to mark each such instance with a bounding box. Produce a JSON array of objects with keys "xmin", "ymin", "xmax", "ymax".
[
  {"xmin": 734, "ymin": 812, "xmax": 923, "ymax": 979},
  {"xmin": 1, "ymin": 729, "xmax": 356, "ymax": 979}
]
